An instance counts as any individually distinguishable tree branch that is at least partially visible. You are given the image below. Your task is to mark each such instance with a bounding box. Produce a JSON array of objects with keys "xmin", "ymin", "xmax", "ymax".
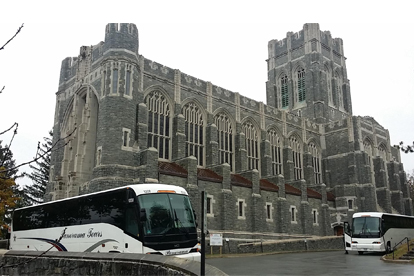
[
  {"xmin": 0, "ymin": 86, "xmax": 4, "ymax": 94},
  {"xmin": 0, "ymin": 24, "xmax": 24, "ymax": 51},
  {"xmin": 393, "ymin": 141, "xmax": 414, "ymax": 154},
  {"xmin": 0, "ymin": 122, "xmax": 18, "ymax": 136},
  {"xmin": 0, "ymin": 127, "xmax": 76, "ymax": 177}
]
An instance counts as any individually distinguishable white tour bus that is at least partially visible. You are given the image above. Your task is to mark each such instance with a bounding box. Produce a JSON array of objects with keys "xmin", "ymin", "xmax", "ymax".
[
  {"xmin": 10, "ymin": 184, "xmax": 200, "ymax": 261},
  {"xmin": 344, "ymin": 212, "xmax": 414, "ymax": 255}
]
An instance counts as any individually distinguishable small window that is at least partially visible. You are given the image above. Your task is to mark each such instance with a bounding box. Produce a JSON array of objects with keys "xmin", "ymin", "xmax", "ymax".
[
  {"xmin": 122, "ymin": 128, "xmax": 131, "ymax": 150},
  {"xmin": 96, "ymin": 146, "xmax": 102, "ymax": 166},
  {"xmin": 237, "ymin": 199, "xmax": 246, "ymax": 219},
  {"xmin": 348, "ymin": 199, "xmax": 354, "ymax": 210},
  {"xmin": 239, "ymin": 201, "xmax": 243, "ymax": 216},
  {"xmin": 290, "ymin": 206, "xmax": 297, "ymax": 223},
  {"xmin": 312, "ymin": 209, "xmax": 318, "ymax": 225},
  {"xmin": 265, "ymin": 203, "xmax": 273, "ymax": 222},
  {"xmin": 206, "ymin": 195, "xmax": 214, "ymax": 217}
]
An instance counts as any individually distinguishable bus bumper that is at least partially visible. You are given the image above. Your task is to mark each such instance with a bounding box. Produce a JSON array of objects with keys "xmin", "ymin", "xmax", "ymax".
[
  {"xmin": 351, "ymin": 243, "xmax": 384, "ymax": 252},
  {"xmin": 174, "ymin": 252, "xmax": 201, "ymax": 262}
]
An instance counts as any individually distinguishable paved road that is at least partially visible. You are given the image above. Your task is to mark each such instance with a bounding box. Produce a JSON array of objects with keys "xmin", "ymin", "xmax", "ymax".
[{"xmin": 206, "ymin": 251, "xmax": 413, "ymax": 276}]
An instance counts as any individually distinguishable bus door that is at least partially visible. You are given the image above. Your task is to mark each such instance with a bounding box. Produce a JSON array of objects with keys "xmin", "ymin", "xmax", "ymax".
[{"xmin": 344, "ymin": 221, "xmax": 352, "ymax": 253}]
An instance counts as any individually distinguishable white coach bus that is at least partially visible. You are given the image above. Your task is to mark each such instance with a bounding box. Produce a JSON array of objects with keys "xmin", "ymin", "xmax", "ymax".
[
  {"xmin": 9, "ymin": 184, "xmax": 200, "ymax": 261},
  {"xmin": 344, "ymin": 212, "xmax": 414, "ymax": 255}
]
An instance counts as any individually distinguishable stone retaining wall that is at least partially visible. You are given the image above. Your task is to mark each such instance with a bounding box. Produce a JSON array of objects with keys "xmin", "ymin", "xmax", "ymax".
[
  {"xmin": 0, "ymin": 251, "xmax": 227, "ymax": 276},
  {"xmin": 236, "ymin": 236, "xmax": 344, "ymax": 254}
]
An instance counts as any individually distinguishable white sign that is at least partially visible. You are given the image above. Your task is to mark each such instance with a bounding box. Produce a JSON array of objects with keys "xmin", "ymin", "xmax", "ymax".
[{"xmin": 209, "ymin": 233, "xmax": 223, "ymax": 246}]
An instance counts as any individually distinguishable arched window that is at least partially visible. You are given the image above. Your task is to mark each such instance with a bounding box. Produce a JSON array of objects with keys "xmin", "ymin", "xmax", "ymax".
[
  {"xmin": 309, "ymin": 142, "xmax": 322, "ymax": 184},
  {"xmin": 290, "ymin": 136, "xmax": 303, "ymax": 180},
  {"xmin": 146, "ymin": 90, "xmax": 171, "ymax": 160},
  {"xmin": 242, "ymin": 121, "xmax": 259, "ymax": 170},
  {"xmin": 297, "ymin": 68, "xmax": 306, "ymax": 102},
  {"xmin": 267, "ymin": 129, "xmax": 282, "ymax": 175},
  {"xmin": 182, "ymin": 102, "xmax": 204, "ymax": 166},
  {"xmin": 215, "ymin": 113, "xmax": 234, "ymax": 171},
  {"xmin": 378, "ymin": 144, "xmax": 387, "ymax": 161},
  {"xmin": 281, "ymin": 75, "xmax": 289, "ymax": 108}
]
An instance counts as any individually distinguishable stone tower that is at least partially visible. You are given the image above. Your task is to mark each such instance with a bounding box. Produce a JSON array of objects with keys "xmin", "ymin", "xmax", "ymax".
[{"xmin": 266, "ymin": 23, "xmax": 352, "ymax": 124}]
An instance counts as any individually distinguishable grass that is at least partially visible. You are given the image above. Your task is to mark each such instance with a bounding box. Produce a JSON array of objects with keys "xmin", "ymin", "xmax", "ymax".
[{"xmin": 383, "ymin": 239, "xmax": 414, "ymax": 262}]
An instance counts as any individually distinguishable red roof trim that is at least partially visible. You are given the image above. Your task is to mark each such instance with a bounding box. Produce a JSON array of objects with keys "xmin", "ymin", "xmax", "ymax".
[
  {"xmin": 158, "ymin": 161, "xmax": 188, "ymax": 178},
  {"xmin": 285, "ymin": 184, "xmax": 301, "ymax": 196},
  {"xmin": 231, "ymin": 174, "xmax": 252, "ymax": 188},
  {"xmin": 197, "ymin": 168, "xmax": 223, "ymax": 183},
  {"xmin": 260, "ymin": 179, "xmax": 279, "ymax": 192},
  {"xmin": 307, "ymin": 188, "xmax": 322, "ymax": 199},
  {"xmin": 327, "ymin": 191, "xmax": 336, "ymax": 201}
]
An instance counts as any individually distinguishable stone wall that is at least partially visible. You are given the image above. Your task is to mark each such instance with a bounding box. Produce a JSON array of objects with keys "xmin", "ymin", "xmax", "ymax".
[
  {"xmin": 236, "ymin": 236, "xmax": 343, "ymax": 254},
  {"xmin": 0, "ymin": 251, "xmax": 226, "ymax": 276}
]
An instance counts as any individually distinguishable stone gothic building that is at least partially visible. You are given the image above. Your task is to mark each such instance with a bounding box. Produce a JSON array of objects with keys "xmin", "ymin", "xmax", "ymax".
[{"xmin": 47, "ymin": 23, "xmax": 413, "ymax": 236}]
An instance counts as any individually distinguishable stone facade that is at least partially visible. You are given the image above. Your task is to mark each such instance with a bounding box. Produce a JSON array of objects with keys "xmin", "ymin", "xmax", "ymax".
[{"xmin": 46, "ymin": 23, "xmax": 413, "ymax": 237}]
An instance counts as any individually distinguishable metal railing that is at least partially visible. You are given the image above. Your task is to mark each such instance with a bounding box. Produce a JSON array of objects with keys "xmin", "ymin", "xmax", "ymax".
[{"xmin": 392, "ymin": 237, "xmax": 410, "ymax": 260}]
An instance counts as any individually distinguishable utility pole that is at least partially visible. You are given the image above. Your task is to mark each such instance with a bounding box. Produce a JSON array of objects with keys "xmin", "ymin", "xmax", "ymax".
[{"xmin": 200, "ymin": 191, "xmax": 207, "ymax": 276}]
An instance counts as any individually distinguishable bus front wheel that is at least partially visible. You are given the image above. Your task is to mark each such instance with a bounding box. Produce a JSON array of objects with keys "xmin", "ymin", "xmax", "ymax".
[
  {"xmin": 358, "ymin": 251, "xmax": 363, "ymax": 255},
  {"xmin": 386, "ymin": 243, "xmax": 392, "ymax": 254}
]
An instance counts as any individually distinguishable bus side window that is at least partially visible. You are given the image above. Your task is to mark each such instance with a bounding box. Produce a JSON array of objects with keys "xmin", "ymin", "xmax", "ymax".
[
  {"xmin": 100, "ymin": 190, "xmax": 125, "ymax": 228},
  {"xmin": 125, "ymin": 206, "xmax": 139, "ymax": 236}
]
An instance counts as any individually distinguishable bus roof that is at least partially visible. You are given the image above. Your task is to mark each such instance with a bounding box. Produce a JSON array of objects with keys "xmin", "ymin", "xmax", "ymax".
[
  {"xmin": 14, "ymin": 183, "xmax": 189, "ymax": 211},
  {"xmin": 352, "ymin": 212, "xmax": 414, "ymax": 219}
]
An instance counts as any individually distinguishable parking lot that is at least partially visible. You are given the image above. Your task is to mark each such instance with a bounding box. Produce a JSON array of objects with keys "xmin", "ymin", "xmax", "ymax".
[{"xmin": 206, "ymin": 250, "xmax": 413, "ymax": 275}]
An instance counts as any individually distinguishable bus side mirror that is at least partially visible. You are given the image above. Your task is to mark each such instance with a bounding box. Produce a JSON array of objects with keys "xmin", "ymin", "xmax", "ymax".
[{"xmin": 140, "ymin": 208, "xmax": 147, "ymax": 222}]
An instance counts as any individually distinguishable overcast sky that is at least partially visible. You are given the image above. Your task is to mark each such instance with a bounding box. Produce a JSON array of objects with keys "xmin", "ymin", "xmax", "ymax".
[{"xmin": 1, "ymin": 0, "xmax": 414, "ymax": 187}]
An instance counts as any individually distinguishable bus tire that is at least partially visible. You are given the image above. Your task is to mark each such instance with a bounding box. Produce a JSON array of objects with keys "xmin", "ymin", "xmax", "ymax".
[
  {"xmin": 358, "ymin": 251, "xmax": 363, "ymax": 255},
  {"xmin": 386, "ymin": 243, "xmax": 392, "ymax": 254}
]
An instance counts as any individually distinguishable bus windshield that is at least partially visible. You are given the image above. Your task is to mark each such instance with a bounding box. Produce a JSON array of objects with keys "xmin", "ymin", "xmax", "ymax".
[
  {"xmin": 138, "ymin": 193, "xmax": 196, "ymax": 236},
  {"xmin": 352, "ymin": 217, "xmax": 381, "ymax": 238}
]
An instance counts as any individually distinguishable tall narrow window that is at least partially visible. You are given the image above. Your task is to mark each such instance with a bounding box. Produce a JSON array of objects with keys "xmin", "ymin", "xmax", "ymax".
[
  {"xmin": 265, "ymin": 203, "xmax": 273, "ymax": 222},
  {"xmin": 325, "ymin": 66, "xmax": 333, "ymax": 105},
  {"xmin": 102, "ymin": 70, "xmax": 106, "ymax": 97},
  {"xmin": 290, "ymin": 136, "xmax": 302, "ymax": 180},
  {"xmin": 206, "ymin": 197, "xmax": 211, "ymax": 214},
  {"xmin": 290, "ymin": 206, "xmax": 297, "ymax": 223},
  {"xmin": 281, "ymin": 75, "xmax": 289, "ymax": 108},
  {"xmin": 267, "ymin": 129, "xmax": 282, "ymax": 175},
  {"xmin": 112, "ymin": 68, "xmax": 118, "ymax": 94},
  {"xmin": 297, "ymin": 68, "xmax": 306, "ymax": 102},
  {"xmin": 206, "ymin": 195, "xmax": 214, "ymax": 217},
  {"xmin": 348, "ymin": 199, "xmax": 354, "ymax": 210},
  {"xmin": 309, "ymin": 142, "xmax": 322, "ymax": 184},
  {"xmin": 242, "ymin": 121, "xmax": 259, "ymax": 170},
  {"xmin": 215, "ymin": 113, "xmax": 234, "ymax": 171},
  {"xmin": 146, "ymin": 91, "xmax": 171, "ymax": 159},
  {"xmin": 123, "ymin": 131, "xmax": 128, "ymax": 147},
  {"xmin": 363, "ymin": 139, "xmax": 374, "ymax": 184},
  {"xmin": 237, "ymin": 199, "xmax": 245, "ymax": 219},
  {"xmin": 182, "ymin": 102, "xmax": 204, "ymax": 166},
  {"xmin": 312, "ymin": 209, "xmax": 318, "ymax": 225},
  {"xmin": 125, "ymin": 70, "xmax": 131, "ymax": 96},
  {"xmin": 96, "ymin": 147, "xmax": 102, "ymax": 166},
  {"xmin": 336, "ymin": 73, "xmax": 343, "ymax": 109}
]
